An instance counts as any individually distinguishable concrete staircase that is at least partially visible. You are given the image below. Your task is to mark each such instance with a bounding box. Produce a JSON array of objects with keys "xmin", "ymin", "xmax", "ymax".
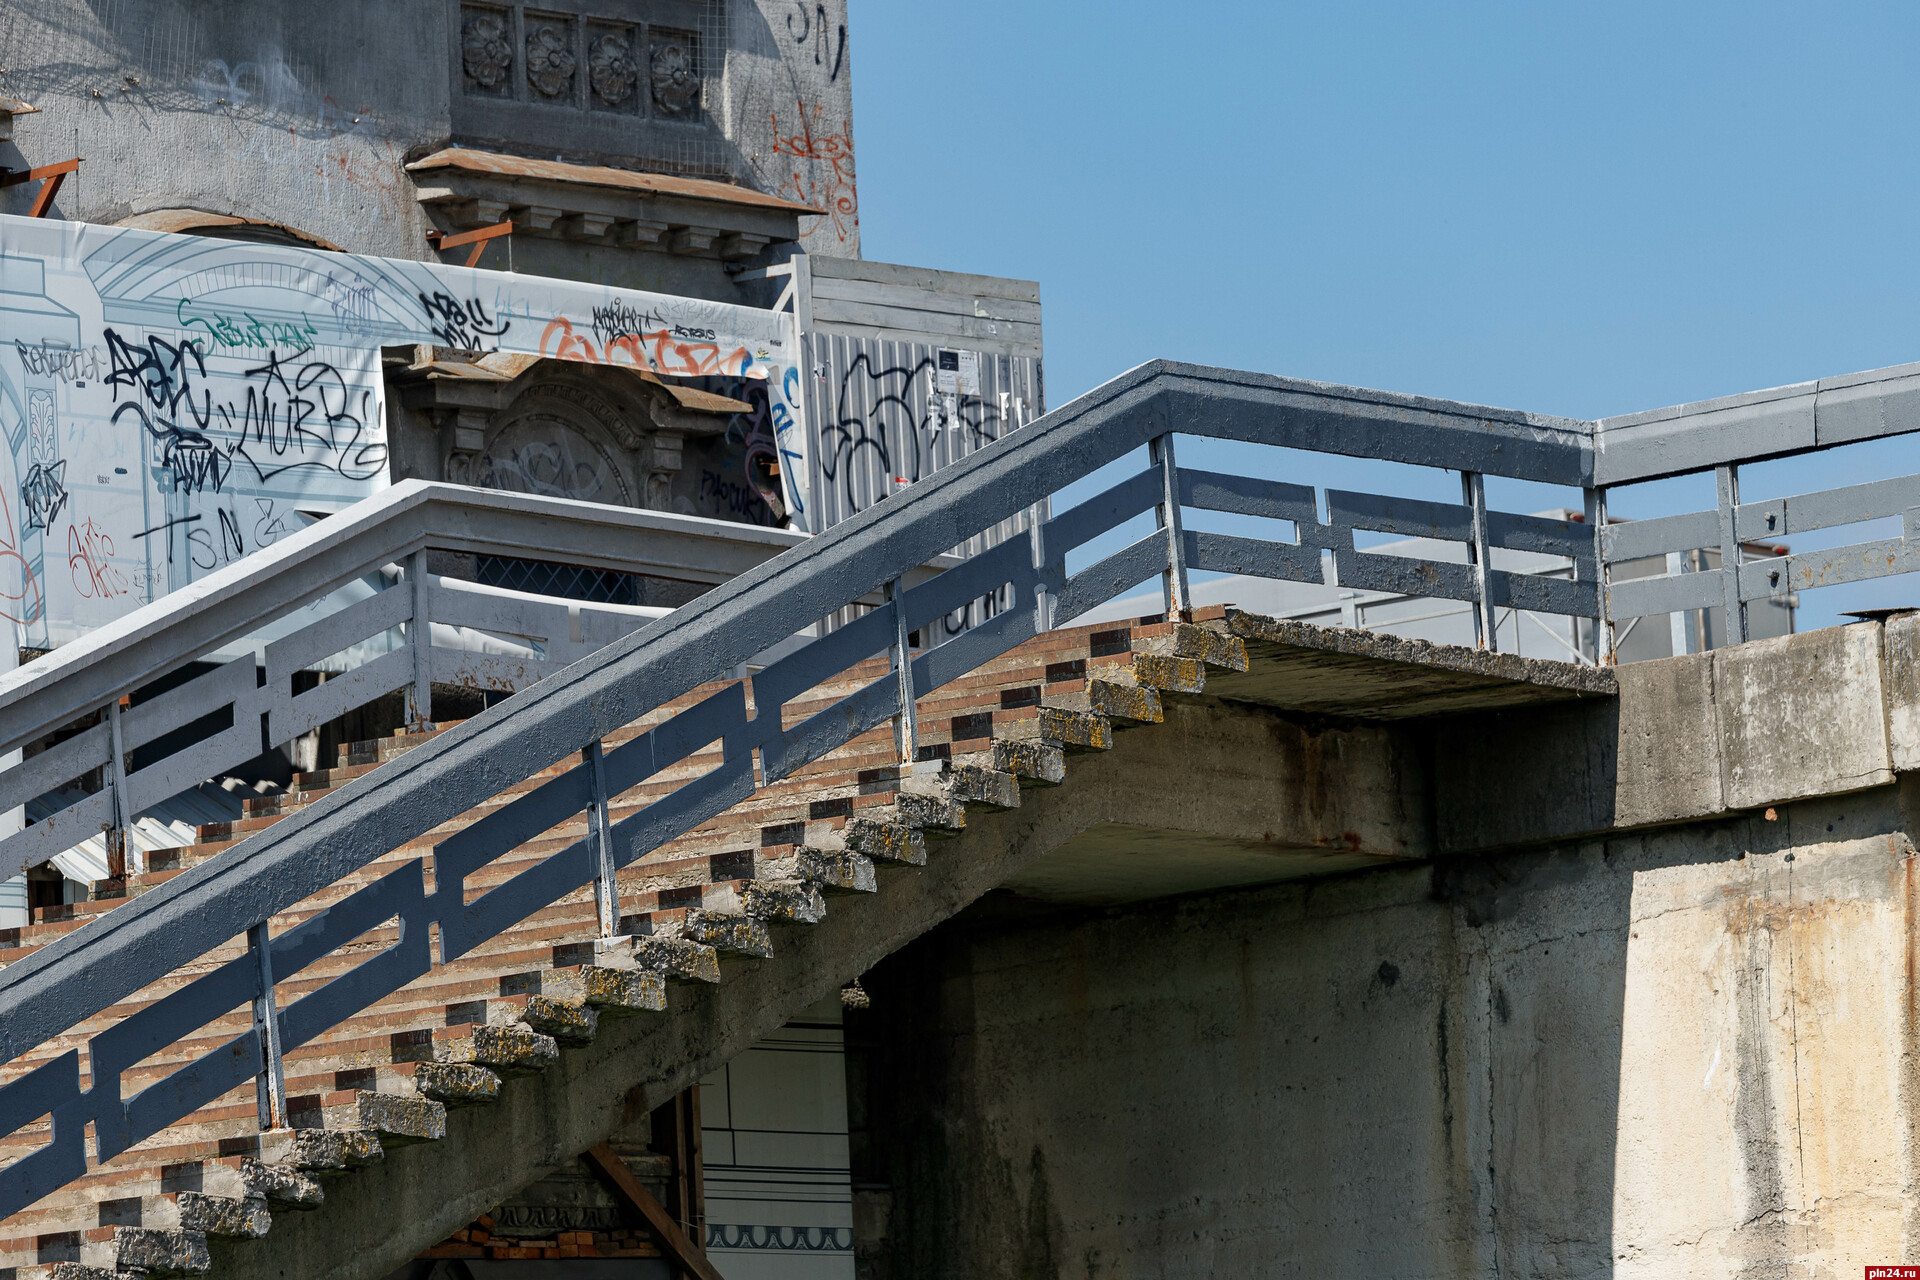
[{"xmin": 0, "ymin": 611, "xmax": 1253, "ymax": 1278}]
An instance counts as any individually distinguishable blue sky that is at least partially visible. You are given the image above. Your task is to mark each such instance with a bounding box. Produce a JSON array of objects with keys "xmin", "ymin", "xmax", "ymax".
[{"xmin": 849, "ymin": 2, "xmax": 1920, "ymax": 624}]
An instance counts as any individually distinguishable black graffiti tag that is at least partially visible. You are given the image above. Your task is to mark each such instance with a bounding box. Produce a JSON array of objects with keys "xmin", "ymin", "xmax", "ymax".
[{"xmin": 418, "ymin": 290, "xmax": 511, "ymax": 351}]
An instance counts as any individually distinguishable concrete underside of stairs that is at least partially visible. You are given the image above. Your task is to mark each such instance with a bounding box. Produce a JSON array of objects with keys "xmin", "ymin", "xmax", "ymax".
[
  {"xmin": 851, "ymin": 621, "xmax": 1920, "ymax": 1278},
  {"xmin": 219, "ymin": 693, "xmax": 1431, "ymax": 1280}
]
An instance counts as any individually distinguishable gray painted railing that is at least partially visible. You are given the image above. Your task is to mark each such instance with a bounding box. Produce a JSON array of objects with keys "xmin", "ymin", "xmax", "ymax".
[{"xmin": 6, "ymin": 355, "xmax": 1920, "ymax": 1221}]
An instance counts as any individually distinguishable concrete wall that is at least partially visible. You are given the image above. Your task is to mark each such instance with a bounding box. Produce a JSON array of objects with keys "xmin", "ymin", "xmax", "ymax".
[
  {"xmin": 850, "ymin": 621, "xmax": 1920, "ymax": 1278},
  {"xmin": 854, "ymin": 782, "xmax": 1920, "ymax": 1278},
  {"xmin": 0, "ymin": 0, "xmax": 857, "ymax": 266}
]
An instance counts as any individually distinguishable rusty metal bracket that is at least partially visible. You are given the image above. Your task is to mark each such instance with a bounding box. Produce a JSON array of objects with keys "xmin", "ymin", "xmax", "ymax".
[
  {"xmin": 0, "ymin": 158, "xmax": 82, "ymax": 218},
  {"xmin": 426, "ymin": 219, "xmax": 512, "ymax": 269}
]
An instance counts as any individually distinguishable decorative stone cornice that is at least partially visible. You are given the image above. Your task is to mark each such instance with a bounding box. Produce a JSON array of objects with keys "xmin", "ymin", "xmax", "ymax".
[{"xmin": 408, "ymin": 147, "xmax": 817, "ymax": 259}]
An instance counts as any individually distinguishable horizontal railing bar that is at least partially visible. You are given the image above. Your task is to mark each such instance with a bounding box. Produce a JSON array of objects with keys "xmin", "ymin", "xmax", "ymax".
[
  {"xmin": 1602, "ymin": 509, "xmax": 1720, "ymax": 563},
  {"xmin": 1605, "ymin": 568, "xmax": 1726, "ymax": 620},
  {"xmin": 1738, "ymin": 536, "xmax": 1920, "ymax": 599}
]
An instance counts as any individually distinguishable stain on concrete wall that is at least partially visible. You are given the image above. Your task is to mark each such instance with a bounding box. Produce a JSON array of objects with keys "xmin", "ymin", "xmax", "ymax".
[{"xmin": 853, "ymin": 786, "xmax": 1920, "ymax": 1278}]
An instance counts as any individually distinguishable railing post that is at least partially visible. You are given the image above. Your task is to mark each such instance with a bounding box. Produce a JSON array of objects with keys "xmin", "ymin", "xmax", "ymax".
[
  {"xmin": 1029, "ymin": 507, "xmax": 1054, "ymax": 635},
  {"xmin": 1586, "ymin": 485, "xmax": 1613, "ymax": 665},
  {"xmin": 249, "ymin": 921, "xmax": 288, "ymax": 1131},
  {"xmin": 1151, "ymin": 433, "xmax": 1190, "ymax": 621},
  {"xmin": 1461, "ymin": 472, "xmax": 1496, "ymax": 652},
  {"xmin": 583, "ymin": 739, "xmax": 622, "ymax": 939},
  {"xmin": 1715, "ymin": 464, "xmax": 1748, "ymax": 646},
  {"xmin": 885, "ymin": 578, "xmax": 918, "ymax": 768},
  {"xmin": 104, "ymin": 697, "xmax": 131, "ymax": 878},
  {"xmin": 408, "ymin": 549, "xmax": 433, "ymax": 729}
]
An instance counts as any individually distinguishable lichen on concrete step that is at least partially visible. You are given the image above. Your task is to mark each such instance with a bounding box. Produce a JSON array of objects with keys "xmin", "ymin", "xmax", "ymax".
[
  {"xmin": 1140, "ymin": 621, "xmax": 1250, "ymax": 671},
  {"xmin": 1131, "ymin": 653, "xmax": 1207, "ymax": 695},
  {"xmin": 240, "ymin": 1158, "xmax": 322, "ymax": 1210},
  {"xmin": 629, "ymin": 935, "xmax": 721, "ymax": 982},
  {"xmin": 797, "ymin": 847, "xmax": 877, "ymax": 894},
  {"xmin": 945, "ymin": 764, "xmax": 1020, "ymax": 810},
  {"xmin": 351, "ymin": 1090, "xmax": 448, "ymax": 1143},
  {"xmin": 839, "ymin": 818, "xmax": 927, "ymax": 866},
  {"xmin": 50, "ymin": 1263, "xmax": 137, "ymax": 1280},
  {"xmin": 892, "ymin": 790, "xmax": 964, "ymax": 836},
  {"xmin": 991, "ymin": 738, "xmax": 1065, "ymax": 786},
  {"xmin": 521, "ymin": 994, "xmax": 597, "ymax": 1044},
  {"xmin": 175, "ymin": 1192, "xmax": 270, "ymax": 1239},
  {"xmin": 739, "ymin": 879, "xmax": 826, "ymax": 924},
  {"xmin": 1038, "ymin": 707, "xmax": 1113, "ymax": 752},
  {"xmin": 470, "ymin": 1024, "xmax": 560, "ymax": 1075},
  {"xmin": 113, "ymin": 1228, "xmax": 211, "ymax": 1276},
  {"xmin": 413, "ymin": 1062, "xmax": 502, "ymax": 1107},
  {"xmin": 580, "ymin": 964, "xmax": 667, "ymax": 1013},
  {"xmin": 681, "ymin": 909, "xmax": 774, "ymax": 958}
]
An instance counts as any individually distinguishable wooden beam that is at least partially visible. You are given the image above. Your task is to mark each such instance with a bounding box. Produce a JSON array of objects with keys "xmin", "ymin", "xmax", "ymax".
[
  {"xmin": 426, "ymin": 219, "xmax": 513, "ymax": 268},
  {"xmin": 0, "ymin": 158, "xmax": 81, "ymax": 218},
  {"xmin": 582, "ymin": 1142, "xmax": 726, "ymax": 1280}
]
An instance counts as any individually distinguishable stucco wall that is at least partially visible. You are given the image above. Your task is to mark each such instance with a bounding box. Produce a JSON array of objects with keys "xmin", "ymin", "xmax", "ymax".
[
  {"xmin": 853, "ymin": 783, "xmax": 1920, "ymax": 1278},
  {"xmin": 0, "ymin": 0, "xmax": 857, "ymax": 263}
]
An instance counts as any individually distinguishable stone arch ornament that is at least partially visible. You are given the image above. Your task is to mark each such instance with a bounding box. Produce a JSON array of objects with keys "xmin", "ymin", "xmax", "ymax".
[{"xmin": 475, "ymin": 381, "xmax": 636, "ymax": 507}]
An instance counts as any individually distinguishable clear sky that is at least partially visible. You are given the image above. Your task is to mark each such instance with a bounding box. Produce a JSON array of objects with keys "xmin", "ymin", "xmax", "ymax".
[{"xmin": 847, "ymin": 1, "xmax": 1920, "ymax": 625}]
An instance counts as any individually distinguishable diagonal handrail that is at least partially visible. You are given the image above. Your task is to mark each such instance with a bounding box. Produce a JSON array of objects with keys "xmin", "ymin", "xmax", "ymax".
[{"xmin": 0, "ymin": 358, "xmax": 1595, "ymax": 1059}]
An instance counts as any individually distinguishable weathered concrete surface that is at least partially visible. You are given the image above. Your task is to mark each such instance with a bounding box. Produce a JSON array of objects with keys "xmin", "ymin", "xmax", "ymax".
[
  {"xmin": 1437, "ymin": 622, "xmax": 1909, "ymax": 853},
  {"xmin": 212, "ymin": 688, "xmax": 1417, "ymax": 1280},
  {"xmin": 853, "ymin": 784, "xmax": 1920, "ymax": 1279},
  {"xmin": 1212, "ymin": 608, "xmax": 1616, "ymax": 719},
  {"xmin": 0, "ymin": 0, "xmax": 858, "ymax": 265}
]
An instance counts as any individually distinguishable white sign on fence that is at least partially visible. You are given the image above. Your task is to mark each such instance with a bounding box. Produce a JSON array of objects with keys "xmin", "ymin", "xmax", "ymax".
[{"xmin": 0, "ymin": 213, "xmax": 808, "ymax": 650}]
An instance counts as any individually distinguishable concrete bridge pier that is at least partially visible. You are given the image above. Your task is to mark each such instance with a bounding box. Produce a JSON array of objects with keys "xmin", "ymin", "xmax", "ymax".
[{"xmin": 847, "ymin": 619, "xmax": 1920, "ymax": 1278}]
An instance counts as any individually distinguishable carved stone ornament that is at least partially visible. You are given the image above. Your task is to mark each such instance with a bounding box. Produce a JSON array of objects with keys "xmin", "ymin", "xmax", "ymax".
[
  {"xmin": 589, "ymin": 33, "xmax": 636, "ymax": 105},
  {"xmin": 650, "ymin": 38, "xmax": 699, "ymax": 116},
  {"xmin": 461, "ymin": 11, "xmax": 513, "ymax": 90},
  {"xmin": 526, "ymin": 23, "xmax": 577, "ymax": 98}
]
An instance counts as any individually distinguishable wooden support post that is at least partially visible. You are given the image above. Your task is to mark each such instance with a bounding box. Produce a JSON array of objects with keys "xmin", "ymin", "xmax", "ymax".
[{"xmin": 584, "ymin": 1139, "xmax": 721, "ymax": 1280}]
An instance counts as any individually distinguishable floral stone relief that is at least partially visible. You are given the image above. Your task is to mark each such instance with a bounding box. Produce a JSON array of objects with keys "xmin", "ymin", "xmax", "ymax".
[{"xmin": 526, "ymin": 23, "xmax": 577, "ymax": 98}]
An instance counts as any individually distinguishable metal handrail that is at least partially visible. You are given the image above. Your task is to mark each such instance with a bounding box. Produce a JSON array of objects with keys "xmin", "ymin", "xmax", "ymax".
[{"xmin": 7, "ymin": 353, "xmax": 1920, "ymax": 1220}]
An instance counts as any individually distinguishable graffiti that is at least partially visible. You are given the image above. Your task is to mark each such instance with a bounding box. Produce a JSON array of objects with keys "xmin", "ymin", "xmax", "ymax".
[
  {"xmin": 20, "ymin": 461, "xmax": 68, "ymax": 534},
  {"xmin": 0, "ymin": 487, "xmax": 43, "ymax": 625},
  {"xmin": 67, "ymin": 517, "xmax": 128, "ymax": 599},
  {"xmin": 252, "ymin": 497, "xmax": 292, "ymax": 546},
  {"xmin": 590, "ymin": 299, "xmax": 661, "ymax": 345},
  {"xmin": 419, "ymin": 290, "xmax": 512, "ymax": 351},
  {"xmin": 133, "ymin": 514, "xmax": 201, "ymax": 567},
  {"xmin": 698, "ymin": 470, "xmax": 773, "ymax": 520},
  {"xmin": 105, "ymin": 329, "xmax": 385, "ymax": 495},
  {"xmin": 15, "ymin": 341, "xmax": 106, "ymax": 385},
  {"xmin": 786, "ymin": 2, "xmax": 847, "ymax": 83},
  {"xmin": 539, "ymin": 316, "xmax": 757, "ymax": 379},
  {"xmin": 177, "ymin": 297, "xmax": 321, "ymax": 353},
  {"xmin": 104, "ymin": 329, "xmax": 221, "ymax": 491},
  {"xmin": 213, "ymin": 349, "xmax": 386, "ymax": 485},
  {"xmin": 771, "ymin": 98, "xmax": 857, "ymax": 244},
  {"xmin": 820, "ymin": 354, "xmax": 1005, "ymax": 514}
]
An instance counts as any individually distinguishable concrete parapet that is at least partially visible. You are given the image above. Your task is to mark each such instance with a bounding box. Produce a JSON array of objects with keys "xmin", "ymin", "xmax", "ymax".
[{"xmin": 1439, "ymin": 621, "xmax": 1913, "ymax": 853}]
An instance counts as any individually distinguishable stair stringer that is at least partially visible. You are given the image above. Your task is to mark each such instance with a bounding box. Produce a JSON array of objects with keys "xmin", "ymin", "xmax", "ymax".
[{"xmin": 219, "ymin": 693, "xmax": 1429, "ymax": 1280}]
